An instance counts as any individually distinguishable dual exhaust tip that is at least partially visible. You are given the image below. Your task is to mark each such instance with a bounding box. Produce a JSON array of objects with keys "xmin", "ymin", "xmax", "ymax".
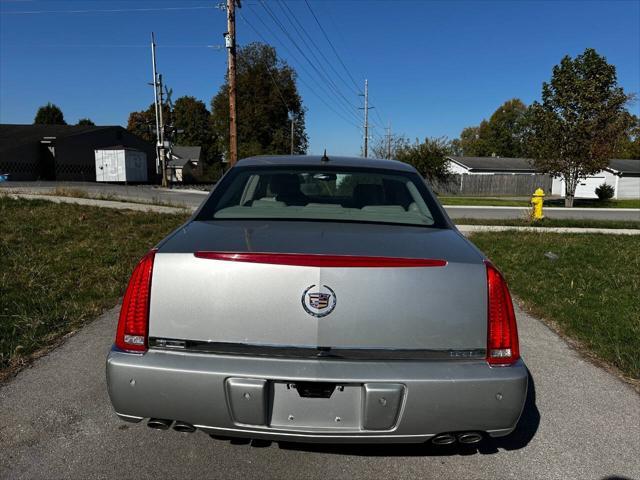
[
  {"xmin": 147, "ymin": 420, "xmax": 482, "ymax": 444},
  {"xmin": 147, "ymin": 418, "xmax": 196, "ymax": 433},
  {"xmin": 432, "ymin": 432, "xmax": 483, "ymax": 446}
]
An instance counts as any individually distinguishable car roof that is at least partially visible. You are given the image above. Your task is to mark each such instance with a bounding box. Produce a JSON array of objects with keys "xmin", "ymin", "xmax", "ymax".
[{"xmin": 236, "ymin": 155, "xmax": 416, "ymax": 172}]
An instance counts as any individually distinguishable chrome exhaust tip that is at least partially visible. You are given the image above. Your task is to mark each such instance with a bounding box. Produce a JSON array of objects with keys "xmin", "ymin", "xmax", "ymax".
[
  {"xmin": 173, "ymin": 421, "xmax": 196, "ymax": 433},
  {"xmin": 457, "ymin": 432, "xmax": 483, "ymax": 444},
  {"xmin": 432, "ymin": 433, "xmax": 457, "ymax": 445},
  {"xmin": 147, "ymin": 418, "xmax": 172, "ymax": 430}
]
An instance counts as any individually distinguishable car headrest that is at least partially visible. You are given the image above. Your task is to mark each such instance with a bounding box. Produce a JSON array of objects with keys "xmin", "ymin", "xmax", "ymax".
[
  {"xmin": 269, "ymin": 174, "xmax": 302, "ymax": 196},
  {"xmin": 353, "ymin": 184, "xmax": 385, "ymax": 207}
]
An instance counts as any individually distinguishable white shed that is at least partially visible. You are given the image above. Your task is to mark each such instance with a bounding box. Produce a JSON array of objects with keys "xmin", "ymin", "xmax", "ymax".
[
  {"xmin": 551, "ymin": 159, "xmax": 640, "ymax": 199},
  {"xmin": 95, "ymin": 147, "xmax": 147, "ymax": 183}
]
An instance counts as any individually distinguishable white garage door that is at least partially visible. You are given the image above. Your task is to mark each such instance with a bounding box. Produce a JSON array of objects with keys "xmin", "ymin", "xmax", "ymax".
[
  {"xmin": 574, "ymin": 175, "xmax": 606, "ymax": 199},
  {"xmin": 617, "ymin": 177, "xmax": 640, "ymax": 199}
]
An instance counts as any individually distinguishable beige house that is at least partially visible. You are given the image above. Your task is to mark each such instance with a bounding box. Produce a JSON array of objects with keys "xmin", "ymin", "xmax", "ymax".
[{"xmin": 167, "ymin": 146, "xmax": 201, "ymax": 183}]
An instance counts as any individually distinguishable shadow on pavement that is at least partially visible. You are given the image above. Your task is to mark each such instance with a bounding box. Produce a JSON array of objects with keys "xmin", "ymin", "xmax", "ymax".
[{"xmin": 213, "ymin": 369, "xmax": 540, "ymax": 457}]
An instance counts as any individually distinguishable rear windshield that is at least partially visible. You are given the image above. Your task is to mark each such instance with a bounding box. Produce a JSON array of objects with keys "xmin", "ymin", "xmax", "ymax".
[{"xmin": 197, "ymin": 166, "xmax": 446, "ymax": 228}]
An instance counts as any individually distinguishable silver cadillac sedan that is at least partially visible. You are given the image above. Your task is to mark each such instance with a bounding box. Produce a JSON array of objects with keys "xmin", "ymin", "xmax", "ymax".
[{"xmin": 106, "ymin": 155, "xmax": 527, "ymax": 445}]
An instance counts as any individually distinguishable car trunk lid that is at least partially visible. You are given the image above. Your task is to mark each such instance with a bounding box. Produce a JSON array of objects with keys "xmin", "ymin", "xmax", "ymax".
[{"xmin": 148, "ymin": 221, "xmax": 487, "ymax": 355}]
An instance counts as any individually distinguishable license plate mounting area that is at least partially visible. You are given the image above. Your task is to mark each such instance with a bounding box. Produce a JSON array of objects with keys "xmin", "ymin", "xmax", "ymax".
[{"xmin": 269, "ymin": 381, "xmax": 361, "ymax": 430}]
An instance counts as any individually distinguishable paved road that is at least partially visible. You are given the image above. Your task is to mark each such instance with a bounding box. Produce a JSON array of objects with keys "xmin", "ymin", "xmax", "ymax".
[
  {"xmin": 1, "ymin": 304, "xmax": 638, "ymax": 480},
  {"xmin": 2, "ymin": 181, "xmax": 639, "ymax": 221}
]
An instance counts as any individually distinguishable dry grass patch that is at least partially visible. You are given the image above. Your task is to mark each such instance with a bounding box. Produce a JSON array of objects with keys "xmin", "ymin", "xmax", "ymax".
[{"xmin": 0, "ymin": 196, "xmax": 188, "ymax": 381}]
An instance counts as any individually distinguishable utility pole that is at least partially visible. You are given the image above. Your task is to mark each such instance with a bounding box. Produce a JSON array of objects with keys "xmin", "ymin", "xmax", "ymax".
[
  {"xmin": 158, "ymin": 73, "xmax": 167, "ymax": 187},
  {"xmin": 225, "ymin": 0, "xmax": 240, "ymax": 166},
  {"xmin": 359, "ymin": 79, "xmax": 372, "ymax": 158},
  {"xmin": 385, "ymin": 122, "xmax": 392, "ymax": 159},
  {"xmin": 150, "ymin": 33, "xmax": 161, "ymax": 176},
  {"xmin": 363, "ymin": 79, "xmax": 369, "ymax": 157},
  {"xmin": 150, "ymin": 33, "xmax": 168, "ymax": 187},
  {"xmin": 290, "ymin": 114, "xmax": 295, "ymax": 155}
]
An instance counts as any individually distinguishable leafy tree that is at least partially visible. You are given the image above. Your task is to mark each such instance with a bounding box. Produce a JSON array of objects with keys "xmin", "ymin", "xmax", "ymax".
[
  {"xmin": 33, "ymin": 103, "xmax": 66, "ymax": 125},
  {"xmin": 126, "ymin": 103, "xmax": 171, "ymax": 144},
  {"xmin": 449, "ymin": 137, "xmax": 463, "ymax": 156},
  {"xmin": 173, "ymin": 96, "xmax": 210, "ymax": 146},
  {"xmin": 172, "ymin": 96, "xmax": 220, "ymax": 163},
  {"xmin": 524, "ymin": 48, "xmax": 633, "ymax": 207},
  {"xmin": 485, "ymin": 98, "xmax": 527, "ymax": 157},
  {"xmin": 76, "ymin": 118, "xmax": 95, "ymax": 126},
  {"xmin": 370, "ymin": 134, "xmax": 410, "ymax": 159},
  {"xmin": 454, "ymin": 99, "xmax": 527, "ymax": 157},
  {"xmin": 395, "ymin": 137, "xmax": 452, "ymax": 181},
  {"xmin": 211, "ymin": 42, "xmax": 308, "ymax": 159},
  {"xmin": 126, "ymin": 104, "xmax": 156, "ymax": 143},
  {"xmin": 614, "ymin": 113, "xmax": 640, "ymax": 159},
  {"xmin": 455, "ymin": 124, "xmax": 490, "ymax": 156}
]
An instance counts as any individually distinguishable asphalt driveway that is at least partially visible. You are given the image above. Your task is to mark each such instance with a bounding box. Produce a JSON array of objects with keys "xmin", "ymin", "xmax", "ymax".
[{"xmin": 0, "ymin": 304, "xmax": 638, "ymax": 480}]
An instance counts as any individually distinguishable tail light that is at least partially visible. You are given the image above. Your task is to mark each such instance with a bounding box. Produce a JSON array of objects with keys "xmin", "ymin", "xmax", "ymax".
[
  {"xmin": 115, "ymin": 250, "xmax": 156, "ymax": 353},
  {"xmin": 485, "ymin": 260, "xmax": 520, "ymax": 366}
]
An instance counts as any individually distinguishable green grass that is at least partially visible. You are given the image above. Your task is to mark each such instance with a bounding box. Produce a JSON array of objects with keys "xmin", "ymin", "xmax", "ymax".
[
  {"xmin": 545, "ymin": 198, "xmax": 640, "ymax": 209},
  {"xmin": 470, "ymin": 232, "xmax": 640, "ymax": 380},
  {"xmin": 455, "ymin": 218, "xmax": 640, "ymax": 230},
  {"xmin": 0, "ymin": 196, "xmax": 189, "ymax": 380},
  {"xmin": 439, "ymin": 196, "xmax": 640, "ymax": 208}
]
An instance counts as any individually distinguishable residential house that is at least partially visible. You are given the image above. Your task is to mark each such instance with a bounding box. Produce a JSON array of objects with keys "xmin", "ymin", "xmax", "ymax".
[
  {"xmin": 167, "ymin": 145, "xmax": 202, "ymax": 183},
  {"xmin": 551, "ymin": 159, "xmax": 640, "ymax": 199}
]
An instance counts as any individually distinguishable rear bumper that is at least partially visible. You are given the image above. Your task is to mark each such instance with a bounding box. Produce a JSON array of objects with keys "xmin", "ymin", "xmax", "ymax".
[{"xmin": 106, "ymin": 348, "xmax": 528, "ymax": 444}]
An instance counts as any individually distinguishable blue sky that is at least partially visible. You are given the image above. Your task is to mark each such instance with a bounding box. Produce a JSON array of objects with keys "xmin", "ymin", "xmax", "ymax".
[{"xmin": 1, "ymin": 0, "xmax": 639, "ymax": 156}]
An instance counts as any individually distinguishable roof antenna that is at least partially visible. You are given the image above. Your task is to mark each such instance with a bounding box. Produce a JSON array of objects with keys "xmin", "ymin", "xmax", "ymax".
[{"xmin": 320, "ymin": 149, "xmax": 329, "ymax": 162}]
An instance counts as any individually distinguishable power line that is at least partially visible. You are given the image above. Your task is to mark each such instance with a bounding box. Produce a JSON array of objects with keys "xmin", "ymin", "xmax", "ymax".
[
  {"xmin": 259, "ymin": 0, "xmax": 361, "ymax": 121},
  {"xmin": 238, "ymin": 11, "xmax": 362, "ymax": 131},
  {"xmin": 373, "ymin": 107, "xmax": 386, "ymax": 129},
  {"xmin": 240, "ymin": 8, "xmax": 362, "ymax": 127},
  {"xmin": 0, "ymin": 6, "xmax": 216, "ymax": 15},
  {"xmin": 243, "ymin": 8, "xmax": 359, "ymax": 123},
  {"xmin": 303, "ymin": 0, "xmax": 362, "ymax": 94},
  {"xmin": 274, "ymin": 0, "xmax": 356, "ymax": 109},
  {"xmin": 303, "ymin": 0, "xmax": 391, "ymax": 140},
  {"xmin": 258, "ymin": 0, "xmax": 362, "ymax": 124},
  {"xmin": 277, "ymin": 0, "xmax": 360, "ymax": 97},
  {"xmin": 262, "ymin": 62, "xmax": 292, "ymax": 112},
  {"xmin": 1, "ymin": 44, "xmax": 221, "ymax": 48}
]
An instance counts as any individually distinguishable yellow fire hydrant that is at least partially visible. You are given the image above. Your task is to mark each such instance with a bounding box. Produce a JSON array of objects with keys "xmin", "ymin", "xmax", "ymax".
[{"xmin": 530, "ymin": 188, "xmax": 545, "ymax": 220}]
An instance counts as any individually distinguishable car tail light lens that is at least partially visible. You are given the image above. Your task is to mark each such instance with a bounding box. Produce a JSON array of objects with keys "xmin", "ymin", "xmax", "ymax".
[
  {"xmin": 115, "ymin": 250, "xmax": 156, "ymax": 353},
  {"xmin": 485, "ymin": 260, "xmax": 520, "ymax": 366}
]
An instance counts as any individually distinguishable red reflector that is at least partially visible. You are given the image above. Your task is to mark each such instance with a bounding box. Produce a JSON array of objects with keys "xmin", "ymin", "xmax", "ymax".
[
  {"xmin": 485, "ymin": 260, "xmax": 520, "ymax": 366},
  {"xmin": 193, "ymin": 251, "xmax": 447, "ymax": 268},
  {"xmin": 115, "ymin": 250, "xmax": 156, "ymax": 353}
]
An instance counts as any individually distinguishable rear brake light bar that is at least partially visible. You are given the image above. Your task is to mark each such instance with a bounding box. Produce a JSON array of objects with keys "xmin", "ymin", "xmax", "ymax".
[{"xmin": 194, "ymin": 252, "xmax": 447, "ymax": 268}]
